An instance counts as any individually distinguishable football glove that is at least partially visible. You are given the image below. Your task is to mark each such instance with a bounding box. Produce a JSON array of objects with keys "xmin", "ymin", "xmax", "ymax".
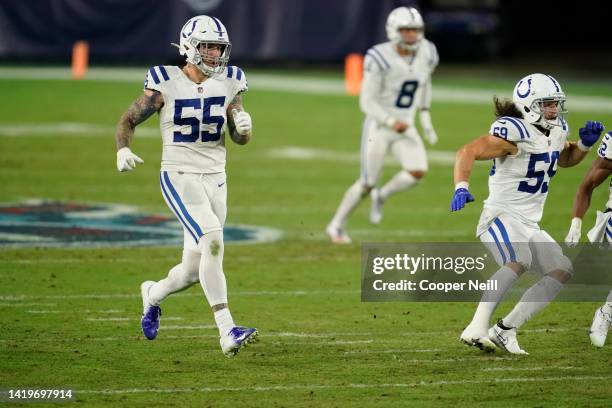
[
  {"xmin": 564, "ymin": 217, "xmax": 582, "ymax": 247},
  {"xmin": 578, "ymin": 120, "xmax": 604, "ymax": 150},
  {"xmin": 232, "ymin": 109, "xmax": 252, "ymax": 136},
  {"xmin": 116, "ymin": 147, "xmax": 144, "ymax": 172},
  {"xmin": 450, "ymin": 188, "xmax": 474, "ymax": 212}
]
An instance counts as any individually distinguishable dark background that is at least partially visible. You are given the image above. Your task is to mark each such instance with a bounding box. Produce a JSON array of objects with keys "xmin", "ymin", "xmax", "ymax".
[{"xmin": 0, "ymin": 0, "xmax": 609, "ymax": 71}]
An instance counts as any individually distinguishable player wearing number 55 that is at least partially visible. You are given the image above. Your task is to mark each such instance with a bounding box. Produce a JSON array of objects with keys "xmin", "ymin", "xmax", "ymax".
[
  {"xmin": 114, "ymin": 15, "xmax": 258, "ymax": 357},
  {"xmin": 450, "ymin": 73, "xmax": 604, "ymax": 354},
  {"xmin": 327, "ymin": 7, "xmax": 440, "ymax": 244}
]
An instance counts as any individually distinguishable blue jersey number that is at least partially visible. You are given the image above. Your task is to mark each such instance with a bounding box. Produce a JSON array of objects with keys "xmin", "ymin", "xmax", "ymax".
[
  {"xmin": 599, "ymin": 133, "xmax": 610, "ymax": 157},
  {"xmin": 517, "ymin": 151, "xmax": 560, "ymax": 194},
  {"xmin": 173, "ymin": 97, "xmax": 226, "ymax": 143},
  {"xmin": 395, "ymin": 80, "xmax": 419, "ymax": 108}
]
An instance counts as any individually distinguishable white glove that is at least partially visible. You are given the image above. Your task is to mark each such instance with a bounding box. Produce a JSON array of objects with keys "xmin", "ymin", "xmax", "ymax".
[
  {"xmin": 116, "ymin": 147, "xmax": 144, "ymax": 172},
  {"xmin": 419, "ymin": 110, "xmax": 438, "ymax": 145},
  {"xmin": 232, "ymin": 109, "xmax": 252, "ymax": 136},
  {"xmin": 564, "ymin": 217, "xmax": 582, "ymax": 246}
]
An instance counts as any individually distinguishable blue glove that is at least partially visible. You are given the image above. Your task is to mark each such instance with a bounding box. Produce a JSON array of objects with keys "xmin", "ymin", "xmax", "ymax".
[
  {"xmin": 578, "ymin": 120, "xmax": 605, "ymax": 148},
  {"xmin": 450, "ymin": 188, "xmax": 475, "ymax": 212}
]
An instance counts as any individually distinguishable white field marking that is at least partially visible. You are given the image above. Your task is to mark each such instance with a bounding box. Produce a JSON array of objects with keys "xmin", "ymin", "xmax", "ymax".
[
  {"xmin": 0, "ymin": 67, "xmax": 611, "ymax": 113},
  {"xmin": 86, "ymin": 316, "xmax": 184, "ymax": 322},
  {"xmin": 84, "ymin": 309, "xmax": 124, "ymax": 313},
  {"xmin": 267, "ymin": 146, "xmax": 459, "ymax": 166},
  {"xmin": 75, "ymin": 376, "xmax": 610, "ymax": 395},
  {"xmin": 344, "ymin": 348, "xmax": 441, "ymax": 354},
  {"xmin": 0, "ymin": 303, "xmax": 57, "ymax": 307},
  {"xmin": 481, "ymin": 366, "xmax": 577, "ymax": 372},
  {"xmin": 0, "ymin": 122, "xmax": 158, "ymax": 138},
  {"xmin": 0, "ymin": 289, "xmax": 358, "ymax": 301},
  {"xmin": 160, "ymin": 325, "xmax": 217, "ymax": 330},
  {"xmin": 25, "ymin": 310, "xmax": 61, "ymax": 314},
  {"xmin": 400, "ymin": 328, "xmax": 575, "ymax": 336}
]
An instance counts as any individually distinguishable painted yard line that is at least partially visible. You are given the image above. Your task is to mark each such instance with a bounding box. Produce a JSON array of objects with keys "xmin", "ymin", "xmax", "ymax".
[
  {"xmin": 344, "ymin": 348, "xmax": 441, "ymax": 354},
  {"xmin": 0, "ymin": 67, "xmax": 610, "ymax": 113},
  {"xmin": 481, "ymin": 366, "xmax": 577, "ymax": 372},
  {"xmin": 0, "ymin": 289, "xmax": 358, "ymax": 301},
  {"xmin": 160, "ymin": 325, "xmax": 217, "ymax": 330},
  {"xmin": 75, "ymin": 376, "xmax": 610, "ymax": 395},
  {"xmin": 266, "ymin": 146, "xmax": 458, "ymax": 166},
  {"xmin": 25, "ymin": 310, "xmax": 61, "ymax": 314},
  {"xmin": 0, "ymin": 303, "xmax": 57, "ymax": 307},
  {"xmin": 400, "ymin": 328, "xmax": 575, "ymax": 336},
  {"xmin": 86, "ymin": 317, "xmax": 184, "ymax": 322}
]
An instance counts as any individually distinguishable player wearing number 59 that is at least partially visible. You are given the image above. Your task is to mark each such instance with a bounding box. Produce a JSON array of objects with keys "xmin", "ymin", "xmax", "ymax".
[
  {"xmin": 114, "ymin": 15, "xmax": 258, "ymax": 357},
  {"xmin": 450, "ymin": 73, "xmax": 604, "ymax": 354},
  {"xmin": 327, "ymin": 7, "xmax": 439, "ymax": 243}
]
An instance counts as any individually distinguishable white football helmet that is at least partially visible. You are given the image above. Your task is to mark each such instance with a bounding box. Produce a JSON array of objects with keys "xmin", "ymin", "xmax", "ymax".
[
  {"xmin": 386, "ymin": 7, "xmax": 424, "ymax": 52},
  {"xmin": 512, "ymin": 73, "xmax": 568, "ymax": 130},
  {"xmin": 174, "ymin": 15, "xmax": 231, "ymax": 76}
]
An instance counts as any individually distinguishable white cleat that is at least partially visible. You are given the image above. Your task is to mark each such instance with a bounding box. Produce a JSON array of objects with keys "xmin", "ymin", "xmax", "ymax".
[
  {"xmin": 488, "ymin": 321, "xmax": 528, "ymax": 355},
  {"xmin": 589, "ymin": 306, "xmax": 611, "ymax": 347},
  {"xmin": 460, "ymin": 324, "xmax": 497, "ymax": 352},
  {"xmin": 326, "ymin": 224, "xmax": 352, "ymax": 244},
  {"xmin": 369, "ymin": 188, "xmax": 383, "ymax": 225},
  {"xmin": 220, "ymin": 326, "xmax": 259, "ymax": 358}
]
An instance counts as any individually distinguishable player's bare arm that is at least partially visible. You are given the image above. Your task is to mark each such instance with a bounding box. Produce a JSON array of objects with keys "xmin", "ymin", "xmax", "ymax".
[
  {"xmin": 557, "ymin": 141, "xmax": 588, "ymax": 168},
  {"xmin": 226, "ymin": 93, "xmax": 251, "ymax": 145},
  {"xmin": 115, "ymin": 89, "xmax": 164, "ymax": 149},
  {"xmin": 454, "ymin": 135, "xmax": 518, "ymax": 184},
  {"xmin": 571, "ymin": 157, "xmax": 612, "ymax": 218}
]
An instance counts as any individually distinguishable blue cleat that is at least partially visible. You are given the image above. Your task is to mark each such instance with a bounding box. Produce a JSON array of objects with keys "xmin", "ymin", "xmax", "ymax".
[
  {"xmin": 219, "ymin": 326, "xmax": 259, "ymax": 357},
  {"xmin": 140, "ymin": 281, "xmax": 161, "ymax": 340}
]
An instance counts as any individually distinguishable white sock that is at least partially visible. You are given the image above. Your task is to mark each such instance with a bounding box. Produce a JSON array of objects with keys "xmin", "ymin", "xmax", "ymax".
[
  {"xmin": 330, "ymin": 180, "xmax": 366, "ymax": 227},
  {"xmin": 603, "ymin": 290, "xmax": 612, "ymax": 314},
  {"xmin": 214, "ymin": 308, "xmax": 235, "ymax": 336},
  {"xmin": 503, "ymin": 276, "xmax": 564, "ymax": 329},
  {"xmin": 469, "ymin": 266, "xmax": 519, "ymax": 331},
  {"xmin": 379, "ymin": 171, "xmax": 417, "ymax": 201},
  {"xmin": 198, "ymin": 230, "xmax": 228, "ymax": 306},
  {"xmin": 148, "ymin": 249, "xmax": 201, "ymax": 305}
]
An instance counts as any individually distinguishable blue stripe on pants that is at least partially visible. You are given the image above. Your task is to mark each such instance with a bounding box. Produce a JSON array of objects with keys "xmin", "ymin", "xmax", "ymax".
[
  {"xmin": 488, "ymin": 226, "xmax": 507, "ymax": 264},
  {"xmin": 493, "ymin": 218, "xmax": 517, "ymax": 262},
  {"xmin": 162, "ymin": 172, "xmax": 204, "ymax": 239},
  {"xmin": 160, "ymin": 173, "xmax": 198, "ymax": 243}
]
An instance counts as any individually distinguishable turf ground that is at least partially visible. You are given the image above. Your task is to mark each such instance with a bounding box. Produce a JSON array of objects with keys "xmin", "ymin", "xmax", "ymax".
[{"xmin": 1, "ymin": 68, "xmax": 611, "ymax": 406}]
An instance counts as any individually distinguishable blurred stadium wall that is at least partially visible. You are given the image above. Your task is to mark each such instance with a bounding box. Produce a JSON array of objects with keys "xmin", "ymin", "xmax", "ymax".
[{"xmin": 0, "ymin": 0, "xmax": 609, "ymax": 70}]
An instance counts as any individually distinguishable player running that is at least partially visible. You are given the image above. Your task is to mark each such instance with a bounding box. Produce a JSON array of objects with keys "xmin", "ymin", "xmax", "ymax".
[
  {"xmin": 114, "ymin": 15, "xmax": 258, "ymax": 357},
  {"xmin": 327, "ymin": 6, "xmax": 439, "ymax": 243},
  {"xmin": 450, "ymin": 73, "xmax": 604, "ymax": 354},
  {"xmin": 564, "ymin": 130, "xmax": 612, "ymax": 347}
]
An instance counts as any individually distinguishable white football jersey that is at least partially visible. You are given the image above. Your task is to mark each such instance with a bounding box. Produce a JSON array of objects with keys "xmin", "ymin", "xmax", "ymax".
[
  {"xmin": 361, "ymin": 39, "xmax": 438, "ymax": 125},
  {"xmin": 596, "ymin": 132, "xmax": 612, "ymax": 209},
  {"xmin": 144, "ymin": 65, "xmax": 248, "ymax": 173},
  {"xmin": 482, "ymin": 116, "xmax": 569, "ymax": 227}
]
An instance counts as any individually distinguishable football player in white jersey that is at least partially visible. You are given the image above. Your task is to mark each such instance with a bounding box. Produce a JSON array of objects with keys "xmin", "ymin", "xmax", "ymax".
[
  {"xmin": 450, "ymin": 73, "xmax": 605, "ymax": 354},
  {"xmin": 327, "ymin": 7, "xmax": 439, "ymax": 243},
  {"xmin": 114, "ymin": 15, "xmax": 258, "ymax": 357},
  {"xmin": 564, "ymin": 131, "xmax": 612, "ymax": 347}
]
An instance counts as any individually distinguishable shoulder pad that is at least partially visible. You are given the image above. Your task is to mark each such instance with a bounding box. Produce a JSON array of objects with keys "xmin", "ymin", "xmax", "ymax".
[{"xmin": 490, "ymin": 117, "xmax": 531, "ymax": 142}]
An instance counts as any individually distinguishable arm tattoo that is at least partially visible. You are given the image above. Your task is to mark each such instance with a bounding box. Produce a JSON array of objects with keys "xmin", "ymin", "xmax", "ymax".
[
  {"xmin": 226, "ymin": 93, "xmax": 250, "ymax": 145},
  {"xmin": 115, "ymin": 90, "xmax": 164, "ymax": 149}
]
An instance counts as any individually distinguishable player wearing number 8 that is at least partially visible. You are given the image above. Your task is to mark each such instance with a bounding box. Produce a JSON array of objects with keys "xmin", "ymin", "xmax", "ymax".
[
  {"xmin": 114, "ymin": 15, "xmax": 258, "ymax": 357},
  {"xmin": 451, "ymin": 73, "xmax": 604, "ymax": 354},
  {"xmin": 327, "ymin": 7, "xmax": 440, "ymax": 243}
]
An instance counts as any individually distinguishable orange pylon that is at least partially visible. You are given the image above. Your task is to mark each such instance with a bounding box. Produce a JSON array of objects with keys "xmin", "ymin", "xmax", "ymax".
[
  {"xmin": 345, "ymin": 53, "xmax": 363, "ymax": 96},
  {"xmin": 72, "ymin": 41, "xmax": 89, "ymax": 80}
]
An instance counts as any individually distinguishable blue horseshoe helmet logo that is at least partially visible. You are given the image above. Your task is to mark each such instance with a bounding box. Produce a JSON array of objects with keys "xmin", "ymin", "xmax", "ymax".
[
  {"xmin": 516, "ymin": 78, "xmax": 532, "ymax": 99},
  {"xmin": 182, "ymin": 19, "xmax": 198, "ymax": 38}
]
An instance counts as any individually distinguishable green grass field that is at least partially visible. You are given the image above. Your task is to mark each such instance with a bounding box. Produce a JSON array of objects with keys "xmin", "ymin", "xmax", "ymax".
[{"xmin": 1, "ymin": 68, "xmax": 611, "ymax": 407}]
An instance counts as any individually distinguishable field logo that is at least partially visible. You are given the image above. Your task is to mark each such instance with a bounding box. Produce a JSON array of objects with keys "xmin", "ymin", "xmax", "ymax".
[{"xmin": 0, "ymin": 200, "xmax": 281, "ymax": 248}]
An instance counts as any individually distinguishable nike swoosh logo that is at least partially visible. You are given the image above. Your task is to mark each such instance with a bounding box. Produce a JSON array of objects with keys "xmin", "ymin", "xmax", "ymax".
[
  {"xmin": 218, "ymin": 182, "xmax": 225, "ymax": 187},
  {"xmin": 498, "ymin": 121, "xmax": 507, "ymax": 124}
]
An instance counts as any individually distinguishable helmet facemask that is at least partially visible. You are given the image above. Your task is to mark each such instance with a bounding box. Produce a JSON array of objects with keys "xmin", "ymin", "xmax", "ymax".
[
  {"xmin": 396, "ymin": 27, "xmax": 424, "ymax": 52},
  {"xmin": 190, "ymin": 39, "xmax": 231, "ymax": 76},
  {"xmin": 528, "ymin": 97, "xmax": 567, "ymax": 130}
]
